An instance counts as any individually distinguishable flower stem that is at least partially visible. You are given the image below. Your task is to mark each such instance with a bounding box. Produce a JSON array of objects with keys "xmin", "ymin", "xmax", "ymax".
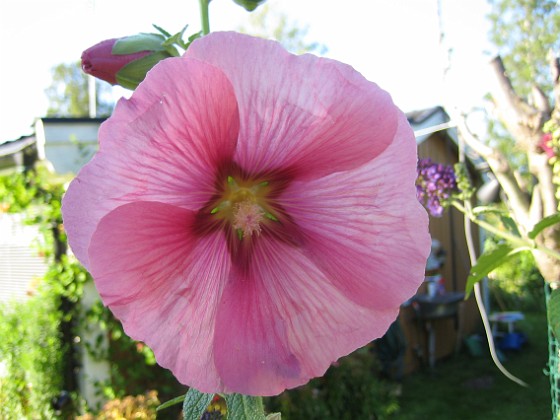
[
  {"xmin": 199, "ymin": 0, "xmax": 211, "ymax": 35},
  {"xmin": 451, "ymin": 200, "xmax": 560, "ymax": 261},
  {"xmin": 460, "ymin": 200, "xmax": 528, "ymax": 387}
]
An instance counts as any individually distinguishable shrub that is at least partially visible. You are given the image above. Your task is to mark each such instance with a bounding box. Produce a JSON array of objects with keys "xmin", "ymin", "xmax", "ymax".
[
  {"xmin": 77, "ymin": 390, "xmax": 160, "ymax": 420},
  {"xmin": 265, "ymin": 345, "xmax": 399, "ymax": 420},
  {"xmin": 0, "ymin": 292, "xmax": 64, "ymax": 419},
  {"xmin": 484, "ymin": 237, "xmax": 545, "ymax": 311}
]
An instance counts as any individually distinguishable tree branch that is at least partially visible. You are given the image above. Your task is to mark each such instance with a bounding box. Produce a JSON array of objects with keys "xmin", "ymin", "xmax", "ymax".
[
  {"xmin": 529, "ymin": 151, "xmax": 558, "ymax": 218},
  {"xmin": 489, "ymin": 56, "xmax": 544, "ymax": 144},
  {"xmin": 531, "ymin": 85, "xmax": 551, "ymax": 115},
  {"xmin": 549, "ymin": 52, "xmax": 560, "ymax": 120},
  {"xmin": 457, "ymin": 115, "xmax": 531, "ymax": 230}
]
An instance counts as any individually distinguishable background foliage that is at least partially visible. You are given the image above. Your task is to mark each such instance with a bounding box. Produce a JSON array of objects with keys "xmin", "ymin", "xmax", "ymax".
[
  {"xmin": 488, "ymin": 0, "xmax": 560, "ymax": 96},
  {"xmin": 45, "ymin": 61, "xmax": 114, "ymax": 117},
  {"xmin": 0, "ymin": 169, "xmax": 184, "ymax": 418},
  {"xmin": 266, "ymin": 346, "xmax": 398, "ymax": 420},
  {"xmin": 0, "ymin": 289, "xmax": 64, "ymax": 419}
]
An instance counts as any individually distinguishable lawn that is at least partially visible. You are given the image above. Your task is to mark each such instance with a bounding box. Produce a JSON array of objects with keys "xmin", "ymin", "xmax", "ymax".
[{"xmin": 395, "ymin": 312, "xmax": 551, "ymax": 419}]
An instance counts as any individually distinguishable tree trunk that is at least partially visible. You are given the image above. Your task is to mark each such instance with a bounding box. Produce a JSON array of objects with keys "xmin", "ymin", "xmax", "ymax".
[{"xmin": 460, "ymin": 55, "xmax": 560, "ymax": 284}]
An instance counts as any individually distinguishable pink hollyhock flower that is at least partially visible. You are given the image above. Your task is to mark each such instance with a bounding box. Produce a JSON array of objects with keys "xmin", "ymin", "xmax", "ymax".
[{"xmin": 62, "ymin": 32, "xmax": 430, "ymax": 396}]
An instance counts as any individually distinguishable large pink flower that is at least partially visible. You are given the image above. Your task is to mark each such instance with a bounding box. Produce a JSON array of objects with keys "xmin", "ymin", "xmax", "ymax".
[{"xmin": 62, "ymin": 32, "xmax": 430, "ymax": 396}]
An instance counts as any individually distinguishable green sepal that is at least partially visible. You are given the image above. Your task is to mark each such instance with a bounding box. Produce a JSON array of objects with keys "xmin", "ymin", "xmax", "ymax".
[
  {"xmin": 187, "ymin": 31, "xmax": 203, "ymax": 45},
  {"xmin": 548, "ymin": 288, "xmax": 560, "ymax": 340},
  {"xmin": 528, "ymin": 212, "xmax": 560, "ymax": 239},
  {"xmin": 182, "ymin": 388, "xmax": 215, "ymax": 420},
  {"xmin": 162, "ymin": 24, "xmax": 189, "ymax": 49},
  {"xmin": 465, "ymin": 243, "xmax": 529, "ymax": 297},
  {"xmin": 152, "ymin": 23, "xmax": 172, "ymax": 38},
  {"xmin": 232, "ymin": 0, "xmax": 267, "ymax": 11},
  {"xmin": 115, "ymin": 51, "xmax": 172, "ymax": 89},
  {"xmin": 224, "ymin": 394, "xmax": 266, "ymax": 420},
  {"xmin": 152, "ymin": 24, "xmax": 200, "ymax": 52},
  {"xmin": 113, "ymin": 33, "xmax": 166, "ymax": 55},
  {"xmin": 156, "ymin": 394, "xmax": 185, "ymax": 412}
]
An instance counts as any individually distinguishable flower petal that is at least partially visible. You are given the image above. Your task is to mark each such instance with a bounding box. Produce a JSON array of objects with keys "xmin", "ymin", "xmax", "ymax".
[
  {"xmin": 185, "ymin": 32, "xmax": 397, "ymax": 179},
  {"xmin": 213, "ymin": 236, "xmax": 397, "ymax": 396},
  {"xmin": 62, "ymin": 57, "xmax": 239, "ymax": 267},
  {"xmin": 88, "ymin": 201, "xmax": 231, "ymax": 393},
  {"xmin": 278, "ymin": 112, "xmax": 430, "ymax": 309}
]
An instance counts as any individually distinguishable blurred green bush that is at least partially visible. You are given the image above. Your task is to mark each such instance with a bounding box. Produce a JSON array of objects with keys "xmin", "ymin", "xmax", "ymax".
[{"xmin": 0, "ymin": 291, "xmax": 64, "ymax": 419}]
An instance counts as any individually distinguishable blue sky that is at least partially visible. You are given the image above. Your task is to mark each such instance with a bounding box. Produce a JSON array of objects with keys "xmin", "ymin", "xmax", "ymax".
[{"xmin": 0, "ymin": 0, "xmax": 493, "ymax": 142}]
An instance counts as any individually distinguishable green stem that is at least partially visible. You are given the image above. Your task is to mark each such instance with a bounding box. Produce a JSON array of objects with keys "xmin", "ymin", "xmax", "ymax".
[
  {"xmin": 452, "ymin": 201, "xmax": 560, "ymax": 261},
  {"xmin": 199, "ymin": 0, "xmax": 211, "ymax": 35}
]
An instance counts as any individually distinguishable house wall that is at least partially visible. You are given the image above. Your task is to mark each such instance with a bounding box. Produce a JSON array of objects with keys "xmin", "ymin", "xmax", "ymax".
[
  {"xmin": 35, "ymin": 119, "xmax": 101, "ymax": 175},
  {"xmin": 0, "ymin": 212, "xmax": 49, "ymax": 302}
]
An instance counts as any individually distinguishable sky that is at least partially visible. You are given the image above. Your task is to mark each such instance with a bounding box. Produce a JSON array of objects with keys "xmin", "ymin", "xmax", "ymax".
[{"xmin": 0, "ymin": 0, "xmax": 493, "ymax": 143}]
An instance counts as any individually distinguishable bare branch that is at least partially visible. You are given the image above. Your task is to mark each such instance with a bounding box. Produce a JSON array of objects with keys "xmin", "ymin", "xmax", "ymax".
[
  {"xmin": 550, "ymin": 52, "xmax": 560, "ymax": 84},
  {"xmin": 529, "ymin": 152, "xmax": 559, "ymax": 218},
  {"xmin": 489, "ymin": 56, "xmax": 544, "ymax": 142},
  {"xmin": 531, "ymin": 85, "xmax": 551, "ymax": 114},
  {"xmin": 457, "ymin": 115, "xmax": 531, "ymax": 230},
  {"xmin": 549, "ymin": 52, "xmax": 560, "ymax": 119}
]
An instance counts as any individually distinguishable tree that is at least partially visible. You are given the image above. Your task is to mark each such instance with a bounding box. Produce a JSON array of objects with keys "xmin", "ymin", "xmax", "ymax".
[
  {"xmin": 44, "ymin": 61, "xmax": 114, "ymax": 117},
  {"xmin": 487, "ymin": 0, "xmax": 560, "ymax": 96},
  {"xmin": 432, "ymin": 0, "xmax": 560, "ymax": 392},
  {"xmin": 482, "ymin": 1, "xmax": 560, "ymax": 174},
  {"xmin": 459, "ymin": 0, "xmax": 560, "ymax": 284}
]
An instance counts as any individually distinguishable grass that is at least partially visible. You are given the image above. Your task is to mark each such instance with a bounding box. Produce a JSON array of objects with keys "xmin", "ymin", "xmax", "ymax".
[{"xmin": 394, "ymin": 312, "xmax": 551, "ymax": 419}]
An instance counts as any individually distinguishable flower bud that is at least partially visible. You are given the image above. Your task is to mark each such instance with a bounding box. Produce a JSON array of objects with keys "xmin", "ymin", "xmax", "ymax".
[
  {"xmin": 232, "ymin": 0, "xmax": 267, "ymax": 11},
  {"xmin": 81, "ymin": 33, "xmax": 176, "ymax": 90}
]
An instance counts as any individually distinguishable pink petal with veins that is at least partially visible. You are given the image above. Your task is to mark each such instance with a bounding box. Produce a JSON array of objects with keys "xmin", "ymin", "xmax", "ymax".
[{"xmin": 62, "ymin": 57, "xmax": 239, "ymax": 267}]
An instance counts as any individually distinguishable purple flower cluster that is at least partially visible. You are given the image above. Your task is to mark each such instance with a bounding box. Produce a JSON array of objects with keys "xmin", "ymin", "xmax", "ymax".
[{"xmin": 416, "ymin": 158, "xmax": 458, "ymax": 217}]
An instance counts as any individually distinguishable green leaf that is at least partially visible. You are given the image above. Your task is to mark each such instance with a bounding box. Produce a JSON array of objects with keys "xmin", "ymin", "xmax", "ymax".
[
  {"xmin": 465, "ymin": 243, "xmax": 529, "ymax": 297},
  {"xmin": 472, "ymin": 206, "xmax": 520, "ymax": 236},
  {"xmin": 266, "ymin": 414, "xmax": 281, "ymax": 420},
  {"xmin": 156, "ymin": 394, "xmax": 185, "ymax": 412},
  {"xmin": 224, "ymin": 394, "xmax": 266, "ymax": 420},
  {"xmin": 500, "ymin": 215, "xmax": 520, "ymax": 236},
  {"xmin": 528, "ymin": 213, "xmax": 560, "ymax": 239},
  {"xmin": 548, "ymin": 288, "xmax": 560, "ymax": 340},
  {"xmin": 183, "ymin": 388, "xmax": 214, "ymax": 420}
]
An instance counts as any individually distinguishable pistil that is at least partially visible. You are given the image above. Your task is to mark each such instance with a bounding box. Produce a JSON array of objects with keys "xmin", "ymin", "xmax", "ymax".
[{"xmin": 232, "ymin": 200, "xmax": 265, "ymax": 238}]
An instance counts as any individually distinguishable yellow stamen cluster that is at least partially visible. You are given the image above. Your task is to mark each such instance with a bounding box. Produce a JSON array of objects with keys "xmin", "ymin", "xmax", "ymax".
[{"xmin": 211, "ymin": 176, "xmax": 276, "ymax": 239}]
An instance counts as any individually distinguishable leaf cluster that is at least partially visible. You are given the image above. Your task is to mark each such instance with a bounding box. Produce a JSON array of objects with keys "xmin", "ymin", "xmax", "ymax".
[
  {"xmin": 0, "ymin": 292, "xmax": 64, "ymax": 419},
  {"xmin": 488, "ymin": 0, "xmax": 560, "ymax": 95},
  {"xmin": 1, "ymin": 168, "xmax": 188, "ymax": 417}
]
